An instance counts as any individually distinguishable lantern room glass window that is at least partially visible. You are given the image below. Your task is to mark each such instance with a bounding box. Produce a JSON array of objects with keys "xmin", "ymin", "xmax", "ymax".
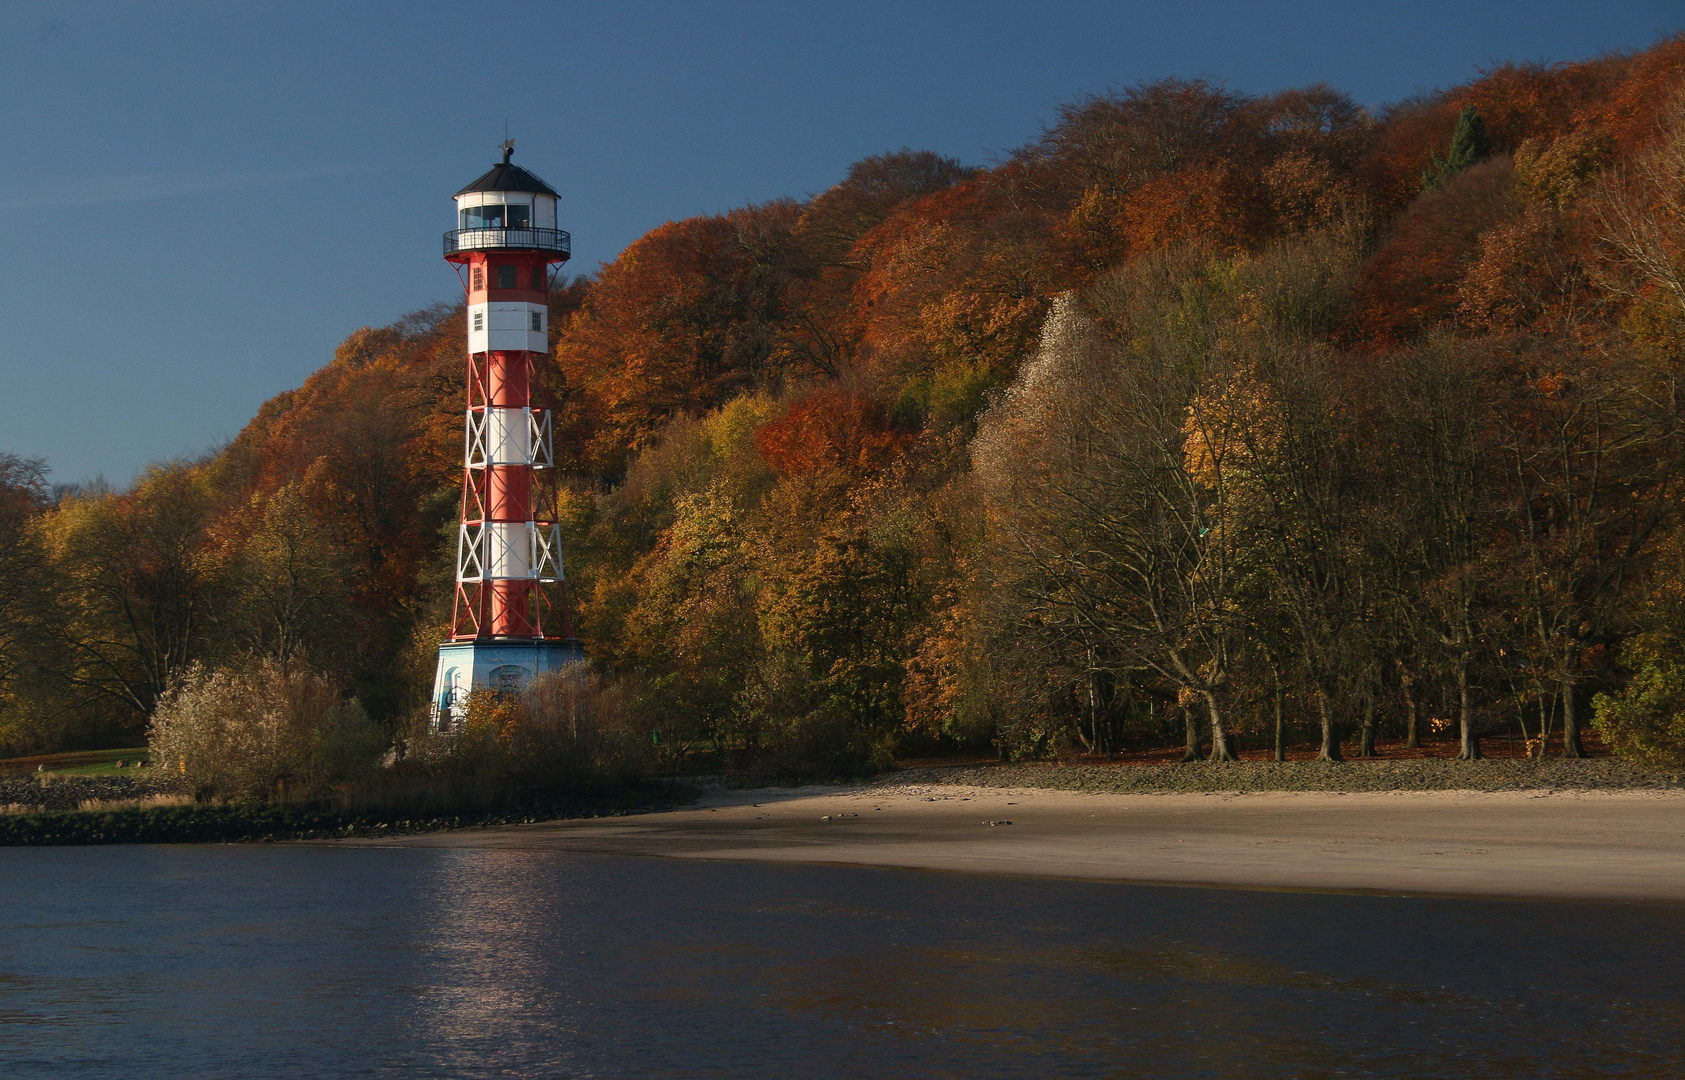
[{"xmin": 459, "ymin": 203, "xmax": 532, "ymax": 230}]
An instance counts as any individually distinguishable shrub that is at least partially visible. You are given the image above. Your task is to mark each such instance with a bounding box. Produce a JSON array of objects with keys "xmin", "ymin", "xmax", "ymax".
[
  {"xmin": 522, "ymin": 667, "xmax": 656, "ymax": 779},
  {"xmin": 756, "ymin": 700, "xmax": 871, "ymax": 778},
  {"xmin": 148, "ymin": 662, "xmax": 383, "ymax": 800},
  {"xmin": 401, "ymin": 665, "xmax": 656, "ymax": 804},
  {"xmin": 734, "ymin": 654, "xmax": 884, "ymax": 778},
  {"xmin": 1594, "ymin": 659, "xmax": 1685, "ymax": 767}
]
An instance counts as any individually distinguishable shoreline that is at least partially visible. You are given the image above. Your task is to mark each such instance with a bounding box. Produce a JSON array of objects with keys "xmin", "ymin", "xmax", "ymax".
[
  {"xmin": 0, "ymin": 779, "xmax": 696, "ymax": 846},
  {"xmin": 7, "ymin": 759, "xmax": 1683, "ymax": 891},
  {"xmin": 341, "ymin": 776, "xmax": 1685, "ymax": 902},
  {"xmin": 886, "ymin": 757, "xmax": 1685, "ymax": 794}
]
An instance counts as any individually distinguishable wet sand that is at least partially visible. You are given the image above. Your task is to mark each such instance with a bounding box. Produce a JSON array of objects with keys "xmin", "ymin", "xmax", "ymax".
[{"xmin": 342, "ymin": 784, "xmax": 1685, "ymax": 901}]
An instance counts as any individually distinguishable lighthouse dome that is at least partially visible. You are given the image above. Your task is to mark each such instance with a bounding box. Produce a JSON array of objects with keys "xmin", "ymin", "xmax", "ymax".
[{"xmin": 456, "ymin": 152, "xmax": 559, "ymax": 198}]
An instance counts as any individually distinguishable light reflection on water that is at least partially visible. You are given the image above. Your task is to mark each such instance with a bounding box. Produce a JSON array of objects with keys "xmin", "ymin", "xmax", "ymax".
[
  {"xmin": 0, "ymin": 844, "xmax": 1679, "ymax": 1078},
  {"xmin": 399, "ymin": 849, "xmax": 591, "ymax": 1075}
]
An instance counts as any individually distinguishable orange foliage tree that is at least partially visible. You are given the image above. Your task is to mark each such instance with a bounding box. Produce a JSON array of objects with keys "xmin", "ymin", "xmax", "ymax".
[
  {"xmin": 555, "ymin": 201, "xmax": 807, "ymax": 477},
  {"xmin": 754, "ymin": 389, "xmax": 905, "ymax": 477}
]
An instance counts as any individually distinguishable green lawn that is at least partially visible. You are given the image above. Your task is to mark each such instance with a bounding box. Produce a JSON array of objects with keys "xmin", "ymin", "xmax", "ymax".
[{"xmin": 0, "ymin": 747, "xmax": 151, "ymax": 777}]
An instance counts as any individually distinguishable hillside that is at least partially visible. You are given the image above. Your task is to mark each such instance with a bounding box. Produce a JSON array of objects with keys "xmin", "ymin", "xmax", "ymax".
[{"xmin": 4, "ymin": 36, "xmax": 1685, "ymax": 773}]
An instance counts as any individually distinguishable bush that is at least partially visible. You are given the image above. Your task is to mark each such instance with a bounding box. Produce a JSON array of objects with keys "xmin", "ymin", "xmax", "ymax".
[
  {"xmin": 736, "ymin": 653, "xmax": 890, "ymax": 779},
  {"xmin": 523, "ymin": 668, "xmax": 655, "ymax": 779},
  {"xmin": 398, "ymin": 666, "xmax": 656, "ymax": 806},
  {"xmin": 1594, "ymin": 659, "xmax": 1685, "ymax": 767},
  {"xmin": 764, "ymin": 699, "xmax": 886, "ymax": 779},
  {"xmin": 148, "ymin": 662, "xmax": 384, "ymax": 800}
]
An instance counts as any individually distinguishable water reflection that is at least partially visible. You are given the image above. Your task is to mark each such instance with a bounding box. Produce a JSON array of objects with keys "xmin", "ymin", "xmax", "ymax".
[
  {"xmin": 0, "ymin": 847, "xmax": 1679, "ymax": 1078},
  {"xmin": 399, "ymin": 850, "xmax": 587, "ymax": 1074}
]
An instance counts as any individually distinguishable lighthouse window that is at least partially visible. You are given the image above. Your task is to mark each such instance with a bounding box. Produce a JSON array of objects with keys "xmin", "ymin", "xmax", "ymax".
[
  {"xmin": 531, "ymin": 266, "xmax": 545, "ymax": 290},
  {"xmin": 458, "ymin": 203, "xmax": 532, "ymax": 230},
  {"xmin": 531, "ymin": 311, "xmax": 543, "ymax": 332},
  {"xmin": 497, "ymin": 265, "xmax": 517, "ymax": 289},
  {"xmin": 473, "ymin": 311, "xmax": 483, "ymax": 331},
  {"xmin": 460, "ymin": 204, "xmax": 505, "ymax": 229},
  {"xmin": 471, "ymin": 267, "xmax": 483, "ymax": 290}
]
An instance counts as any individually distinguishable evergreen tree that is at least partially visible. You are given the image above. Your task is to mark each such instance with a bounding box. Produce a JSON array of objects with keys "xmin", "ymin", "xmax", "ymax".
[{"xmin": 1422, "ymin": 106, "xmax": 1492, "ymax": 190}]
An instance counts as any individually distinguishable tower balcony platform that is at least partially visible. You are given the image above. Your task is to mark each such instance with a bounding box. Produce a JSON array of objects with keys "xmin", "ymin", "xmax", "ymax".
[{"xmin": 445, "ymin": 226, "xmax": 571, "ymax": 257}]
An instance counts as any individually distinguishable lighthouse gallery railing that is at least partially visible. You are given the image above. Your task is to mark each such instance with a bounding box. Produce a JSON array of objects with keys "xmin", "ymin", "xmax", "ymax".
[{"xmin": 444, "ymin": 227, "xmax": 571, "ymax": 256}]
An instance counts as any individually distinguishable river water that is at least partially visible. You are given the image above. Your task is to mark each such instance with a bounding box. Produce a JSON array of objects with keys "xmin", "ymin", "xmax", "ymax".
[{"xmin": 0, "ymin": 845, "xmax": 1679, "ymax": 1078}]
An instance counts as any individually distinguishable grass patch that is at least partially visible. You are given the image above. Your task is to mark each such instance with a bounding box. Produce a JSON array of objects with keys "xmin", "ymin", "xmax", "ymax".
[
  {"xmin": 0, "ymin": 748, "xmax": 151, "ymax": 778},
  {"xmin": 0, "ymin": 793, "xmax": 194, "ymax": 815},
  {"xmin": 0, "ymin": 779, "xmax": 699, "ymax": 847}
]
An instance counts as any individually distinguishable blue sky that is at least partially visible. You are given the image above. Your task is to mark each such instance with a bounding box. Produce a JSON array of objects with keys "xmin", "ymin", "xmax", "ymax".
[{"xmin": 1, "ymin": 0, "xmax": 1679, "ymax": 482}]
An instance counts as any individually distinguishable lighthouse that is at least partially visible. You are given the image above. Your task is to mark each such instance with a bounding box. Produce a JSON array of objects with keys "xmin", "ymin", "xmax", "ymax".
[{"xmin": 430, "ymin": 142, "xmax": 582, "ymax": 731}]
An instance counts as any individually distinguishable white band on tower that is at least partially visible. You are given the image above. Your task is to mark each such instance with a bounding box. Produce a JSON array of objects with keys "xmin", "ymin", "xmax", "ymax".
[{"xmin": 467, "ymin": 302, "xmax": 548, "ymax": 354}]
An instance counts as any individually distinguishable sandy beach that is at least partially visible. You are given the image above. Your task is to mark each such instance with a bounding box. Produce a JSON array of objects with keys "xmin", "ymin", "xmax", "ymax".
[{"xmin": 342, "ymin": 781, "xmax": 1685, "ymax": 901}]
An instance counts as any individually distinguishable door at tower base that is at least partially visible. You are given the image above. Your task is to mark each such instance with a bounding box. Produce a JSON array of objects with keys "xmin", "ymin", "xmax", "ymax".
[{"xmin": 429, "ymin": 639, "xmax": 585, "ymax": 733}]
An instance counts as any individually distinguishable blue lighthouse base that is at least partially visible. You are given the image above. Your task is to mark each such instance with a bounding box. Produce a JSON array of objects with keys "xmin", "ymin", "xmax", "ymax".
[{"xmin": 429, "ymin": 638, "xmax": 585, "ymax": 733}]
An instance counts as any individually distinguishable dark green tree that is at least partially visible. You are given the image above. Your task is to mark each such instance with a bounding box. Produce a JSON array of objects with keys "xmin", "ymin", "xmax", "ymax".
[{"xmin": 1422, "ymin": 106, "xmax": 1492, "ymax": 191}]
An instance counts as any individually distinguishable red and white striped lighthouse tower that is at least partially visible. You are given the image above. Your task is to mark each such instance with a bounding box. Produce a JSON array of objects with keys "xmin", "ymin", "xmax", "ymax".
[{"xmin": 430, "ymin": 141, "xmax": 581, "ymax": 729}]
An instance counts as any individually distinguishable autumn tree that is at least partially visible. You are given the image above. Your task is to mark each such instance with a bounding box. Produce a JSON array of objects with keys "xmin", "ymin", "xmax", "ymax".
[
  {"xmin": 977, "ymin": 259, "xmax": 1252, "ymax": 762},
  {"xmin": 557, "ymin": 201, "xmax": 807, "ymax": 475},
  {"xmin": 1224, "ymin": 310, "xmax": 1375, "ymax": 757},
  {"xmin": 1368, "ymin": 336, "xmax": 1506, "ymax": 758},
  {"xmin": 0, "ymin": 454, "xmax": 55, "ymax": 751},
  {"xmin": 1353, "ymin": 158, "xmax": 1522, "ymax": 342},
  {"xmin": 753, "ymin": 389, "xmax": 904, "ymax": 476},
  {"xmin": 797, "ymin": 149, "xmax": 977, "ymax": 268},
  {"xmin": 853, "ymin": 173, "xmax": 1065, "ymax": 430},
  {"xmin": 1592, "ymin": 91, "xmax": 1685, "ymax": 347},
  {"xmin": 231, "ymin": 482, "xmax": 357, "ymax": 671},
  {"xmin": 37, "ymin": 461, "xmax": 230, "ymax": 721}
]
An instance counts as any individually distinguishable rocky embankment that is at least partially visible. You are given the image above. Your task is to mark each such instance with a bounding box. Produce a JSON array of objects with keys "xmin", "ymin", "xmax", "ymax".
[
  {"xmin": 892, "ymin": 758, "xmax": 1684, "ymax": 795},
  {"xmin": 0, "ymin": 773, "xmax": 174, "ymax": 812}
]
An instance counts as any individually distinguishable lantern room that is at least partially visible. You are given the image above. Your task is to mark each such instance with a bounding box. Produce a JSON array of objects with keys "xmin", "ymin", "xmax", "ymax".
[{"xmin": 444, "ymin": 143, "xmax": 570, "ymax": 259}]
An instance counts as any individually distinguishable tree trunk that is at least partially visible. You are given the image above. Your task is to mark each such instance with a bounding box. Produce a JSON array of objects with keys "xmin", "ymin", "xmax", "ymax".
[
  {"xmin": 1359, "ymin": 690, "xmax": 1377, "ymax": 758},
  {"xmin": 1086, "ymin": 651, "xmax": 1103, "ymax": 755},
  {"xmin": 1316, "ymin": 685, "xmax": 1343, "ymax": 762},
  {"xmin": 1205, "ymin": 691, "xmax": 1238, "ymax": 762},
  {"xmin": 1561, "ymin": 678, "xmax": 1584, "ymax": 758},
  {"xmin": 1273, "ymin": 684, "xmax": 1286, "ymax": 763},
  {"xmin": 1456, "ymin": 659, "xmax": 1482, "ymax": 760},
  {"xmin": 1182, "ymin": 706, "xmax": 1202, "ymax": 762},
  {"xmin": 1401, "ymin": 673, "xmax": 1420, "ymax": 750},
  {"xmin": 1536, "ymin": 692, "xmax": 1555, "ymax": 759}
]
